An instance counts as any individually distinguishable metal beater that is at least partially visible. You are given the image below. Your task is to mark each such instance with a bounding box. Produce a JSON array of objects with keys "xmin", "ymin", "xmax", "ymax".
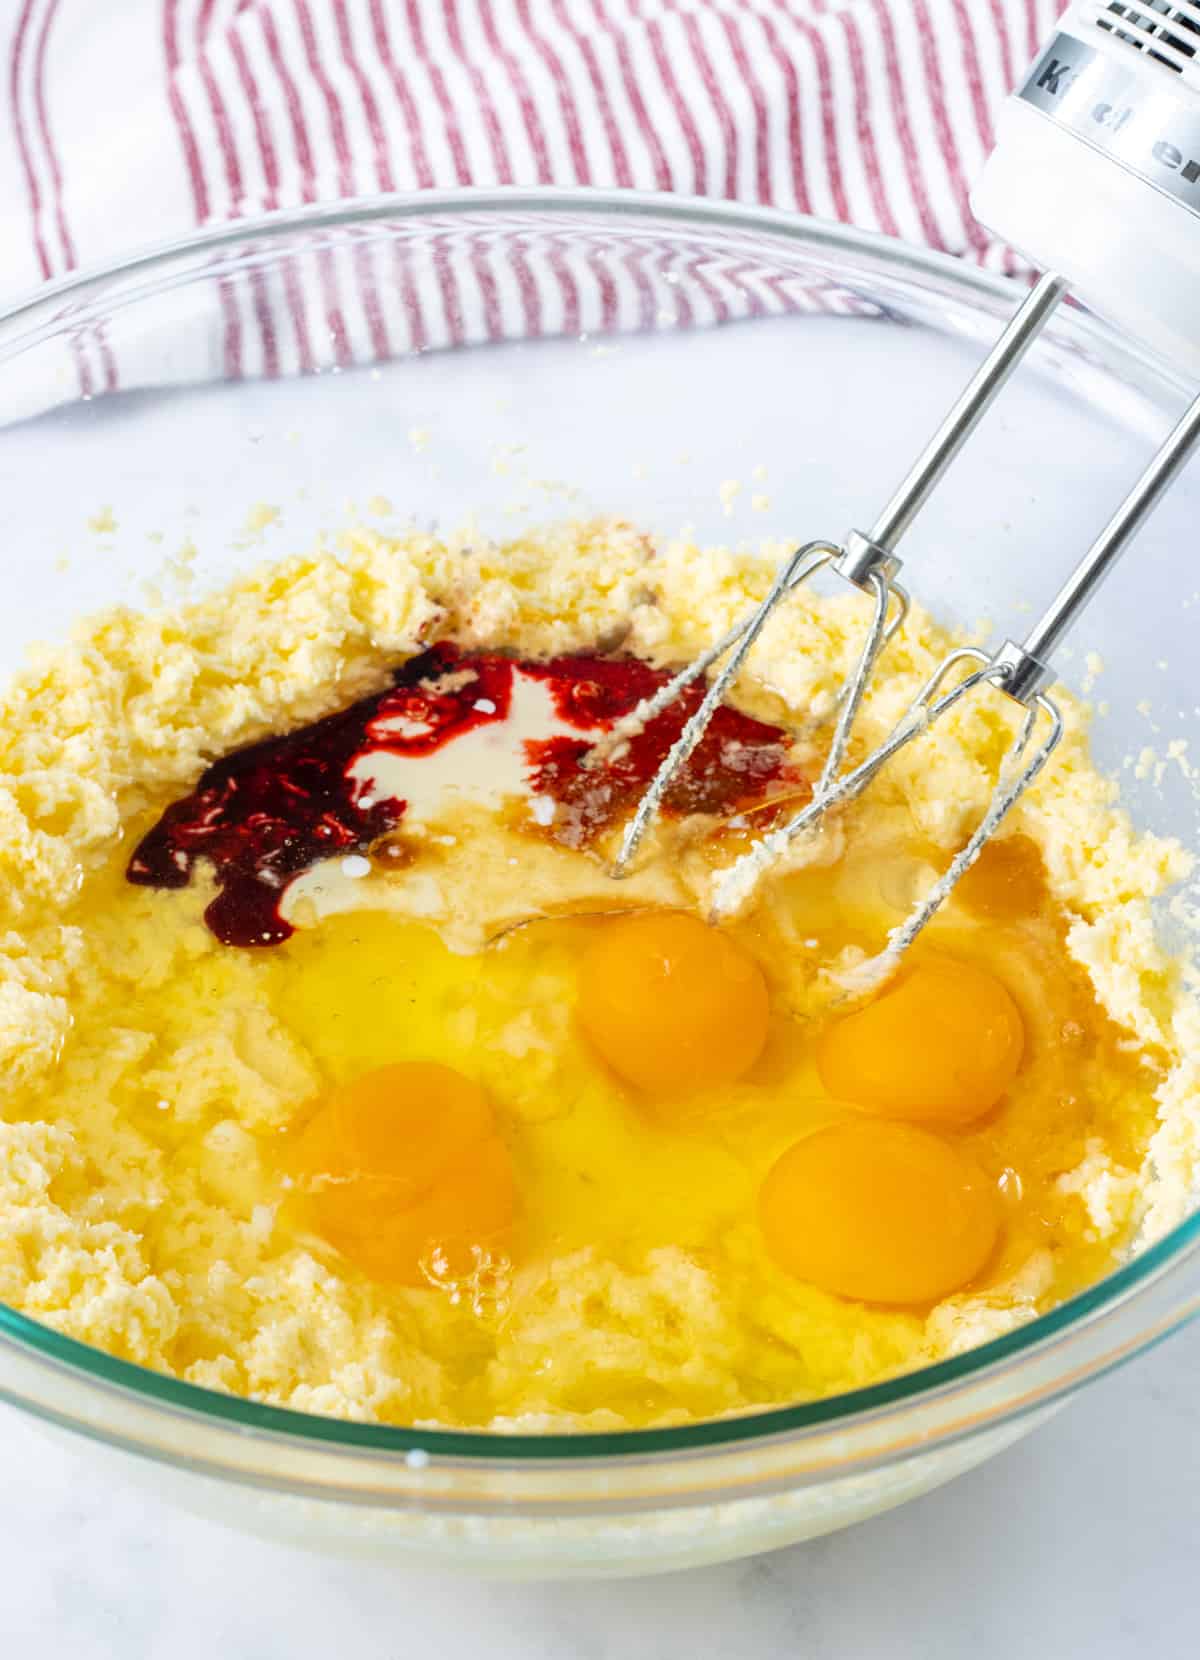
[{"xmin": 607, "ymin": 2, "xmax": 1200, "ymax": 961}]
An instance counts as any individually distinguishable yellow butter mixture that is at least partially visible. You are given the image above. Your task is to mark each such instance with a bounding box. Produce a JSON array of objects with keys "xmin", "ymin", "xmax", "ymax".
[{"xmin": 1, "ymin": 517, "xmax": 1198, "ymax": 1431}]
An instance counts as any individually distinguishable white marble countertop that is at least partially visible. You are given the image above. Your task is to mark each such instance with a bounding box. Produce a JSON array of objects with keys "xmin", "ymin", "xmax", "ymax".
[{"xmin": 2, "ymin": 1319, "xmax": 1197, "ymax": 1657}]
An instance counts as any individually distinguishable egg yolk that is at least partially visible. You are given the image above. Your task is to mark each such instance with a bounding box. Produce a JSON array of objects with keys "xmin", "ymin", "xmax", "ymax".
[
  {"xmin": 577, "ymin": 910, "xmax": 770, "ymax": 1097},
  {"xmin": 955, "ymin": 834, "xmax": 1046, "ymax": 920},
  {"xmin": 286, "ymin": 1061, "xmax": 516, "ymax": 1284},
  {"xmin": 759, "ymin": 1120, "xmax": 1000, "ymax": 1303},
  {"xmin": 816, "ymin": 957, "xmax": 1024, "ymax": 1125}
]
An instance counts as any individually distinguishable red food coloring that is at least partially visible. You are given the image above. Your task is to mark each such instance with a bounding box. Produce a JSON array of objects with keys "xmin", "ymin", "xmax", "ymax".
[
  {"xmin": 128, "ymin": 644, "xmax": 795, "ymax": 948},
  {"xmin": 523, "ymin": 655, "xmax": 790, "ymax": 848}
]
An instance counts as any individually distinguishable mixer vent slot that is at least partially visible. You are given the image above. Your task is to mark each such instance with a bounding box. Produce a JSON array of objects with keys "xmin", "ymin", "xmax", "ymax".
[{"xmin": 1088, "ymin": 1, "xmax": 1200, "ymax": 77}]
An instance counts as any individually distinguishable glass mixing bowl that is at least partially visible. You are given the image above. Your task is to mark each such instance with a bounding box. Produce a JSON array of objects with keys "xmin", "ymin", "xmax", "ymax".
[{"xmin": 1, "ymin": 193, "xmax": 1199, "ymax": 1578}]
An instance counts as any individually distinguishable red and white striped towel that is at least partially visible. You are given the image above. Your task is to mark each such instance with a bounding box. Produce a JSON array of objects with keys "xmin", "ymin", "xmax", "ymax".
[{"xmin": 4, "ymin": 0, "xmax": 1068, "ymax": 389}]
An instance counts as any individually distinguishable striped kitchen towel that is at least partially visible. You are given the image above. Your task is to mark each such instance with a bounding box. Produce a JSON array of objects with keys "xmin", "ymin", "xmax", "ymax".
[{"xmin": 5, "ymin": 0, "xmax": 1068, "ymax": 389}]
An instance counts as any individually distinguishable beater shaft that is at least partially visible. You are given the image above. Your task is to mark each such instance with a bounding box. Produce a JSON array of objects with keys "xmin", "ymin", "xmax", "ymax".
[
  {"xmin": 865, "ymin": 271, "xmax": 1068, "ymax": 556},
  {"xmin": 1020, "ymin": 388, "xmax": 1200, "ymax": 674}
]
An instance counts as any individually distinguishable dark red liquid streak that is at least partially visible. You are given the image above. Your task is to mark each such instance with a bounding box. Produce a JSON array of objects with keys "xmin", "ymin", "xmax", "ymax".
[{"xmin": 128, "ymin": 645, "xmax": 793, "ymax": 947}]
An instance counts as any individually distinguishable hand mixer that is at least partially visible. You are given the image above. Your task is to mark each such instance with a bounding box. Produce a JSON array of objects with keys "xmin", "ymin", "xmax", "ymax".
[{"xmin": 610, "ymin": 0, "xmax": 1200, "ymax": 966}]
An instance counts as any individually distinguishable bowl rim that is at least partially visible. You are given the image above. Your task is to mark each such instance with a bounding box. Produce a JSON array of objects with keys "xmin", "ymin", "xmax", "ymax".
[
  {"xmin": 3, "ymin": 184, "xmax": 1014, "ymax": 322},
  {"xmin": 2, "ymin": 186, "xmax": 1198, "ymax": 1470},
  {"xmin": 10, "ymin": 183, "xmax": 1189, "ymax": 383}
]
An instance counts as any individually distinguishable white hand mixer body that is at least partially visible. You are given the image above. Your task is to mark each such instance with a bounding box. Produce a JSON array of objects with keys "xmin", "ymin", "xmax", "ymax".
[{"xmin": 612, "ymin": 1, "xmax": 1200, "ymax": 964}]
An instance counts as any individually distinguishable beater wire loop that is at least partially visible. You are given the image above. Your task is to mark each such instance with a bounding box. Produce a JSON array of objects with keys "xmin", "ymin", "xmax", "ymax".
[
  {"xmin": 816, "ymin": 571, "xmax": 905, "ymax": 796},
  {"xmin": 710, "ymin": 648, "xmax": 1064, "ymax": 921},
  {"xmin": 884, "ymin": 687, "xmax": 1063, "ymax": 958},
  {"xmin": 767, "ymin": 648, "xmax": 995, "ymax": 850},
  {"xmin": 609, "ymin": 540, "xmax": 840, "ymax": 874}
]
